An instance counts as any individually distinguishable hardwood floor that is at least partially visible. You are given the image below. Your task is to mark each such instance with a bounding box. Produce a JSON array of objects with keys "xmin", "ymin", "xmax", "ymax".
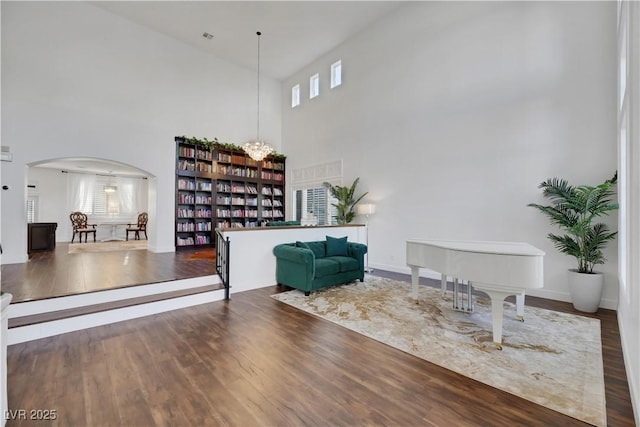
[
  {"xmin": 5, "ymin": 272, "xmax": 635, "ymax": 426},
  {"xmin": 1, "ymin": 243, "xmax": 216, "ymax": 303}
]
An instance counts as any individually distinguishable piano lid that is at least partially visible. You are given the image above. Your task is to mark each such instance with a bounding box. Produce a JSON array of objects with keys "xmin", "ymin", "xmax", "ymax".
[{"xmin": 407, "ymin": 239, "xmax": 545, "ymax": 257}]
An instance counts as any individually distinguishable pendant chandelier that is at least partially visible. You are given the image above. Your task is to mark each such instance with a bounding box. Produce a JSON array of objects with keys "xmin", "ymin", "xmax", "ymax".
[{"xmin": 243, "ymin": 31, "xmax": 275, "ymax": 162}]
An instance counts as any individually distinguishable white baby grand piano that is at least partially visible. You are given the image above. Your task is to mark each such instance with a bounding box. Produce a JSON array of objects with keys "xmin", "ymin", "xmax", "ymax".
[{"xmin": 406, "ymin": 239, "xmax": 544, "ymax": 350}]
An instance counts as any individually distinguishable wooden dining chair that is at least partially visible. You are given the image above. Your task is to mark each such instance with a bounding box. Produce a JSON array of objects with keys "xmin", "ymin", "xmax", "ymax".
[
  {"xmin": 126, "ymin": 212, "xmax": 148, "ymax": 241},
  {"xmin": 69, "ymin": 212, "xmax": 97, "ymax": 243}
]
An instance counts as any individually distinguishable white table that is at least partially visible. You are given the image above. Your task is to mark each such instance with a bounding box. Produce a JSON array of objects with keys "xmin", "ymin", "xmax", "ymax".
[{"xmin": 99, "ymin": 222, "xmax": 130, "ymax": 241}]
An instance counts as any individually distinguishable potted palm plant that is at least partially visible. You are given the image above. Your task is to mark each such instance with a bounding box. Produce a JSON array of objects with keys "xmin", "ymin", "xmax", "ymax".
[
  {"xmin": 528, "ymin": 173, "xmax": 618, "ymax": 312},
  {"xmin": 323, "ymin": 178, "xmax": 368, "ymax": 224}
]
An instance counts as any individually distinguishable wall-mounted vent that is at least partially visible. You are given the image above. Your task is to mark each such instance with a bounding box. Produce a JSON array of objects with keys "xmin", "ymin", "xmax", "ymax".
[
  {"xmin": 202, "ymin": 32, "xmax": 214, "ymax": 40},
  {"xmin": 1, "ymin": 146, "xmax": 12, "ymax": 162}
]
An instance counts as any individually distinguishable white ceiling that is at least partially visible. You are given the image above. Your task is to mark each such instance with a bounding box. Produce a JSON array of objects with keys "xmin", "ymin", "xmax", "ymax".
[
  {"xmin": 92, "ymin": 1, "xmax": 403, "ymax": 80},
  {"xmin": 35, "ymin": 1, "xmax": 403, "ymax": 175}
]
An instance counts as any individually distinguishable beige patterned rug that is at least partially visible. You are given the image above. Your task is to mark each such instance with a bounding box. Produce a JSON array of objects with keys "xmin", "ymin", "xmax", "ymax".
[
  {"xmin": 272, "ymin": 276, "xmax": 606, "ymax": 426},
  {"xmin": 68, "ymin": 240, "xmax": 147, "ymax": 254}
]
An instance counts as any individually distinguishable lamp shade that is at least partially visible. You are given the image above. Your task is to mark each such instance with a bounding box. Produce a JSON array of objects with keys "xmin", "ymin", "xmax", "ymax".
[{"xmin": 357, "ymin": 203, "xmax": 376, "ymax": 216}]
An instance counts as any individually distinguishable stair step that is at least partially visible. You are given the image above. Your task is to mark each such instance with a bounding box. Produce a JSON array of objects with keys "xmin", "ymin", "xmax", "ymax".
[
  {"xmin": 9, "ymin": 284, "xmax": 223, "ymax": 328},
  {"xmin": 7, "ymin": 276, "xmax": 228, "ymax": 345}
]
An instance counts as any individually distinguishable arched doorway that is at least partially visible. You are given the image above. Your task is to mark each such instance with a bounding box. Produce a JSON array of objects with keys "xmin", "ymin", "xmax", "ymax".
[{"xmin": 28, "ymin": 157, "xmax": 154, "ymax": 245}]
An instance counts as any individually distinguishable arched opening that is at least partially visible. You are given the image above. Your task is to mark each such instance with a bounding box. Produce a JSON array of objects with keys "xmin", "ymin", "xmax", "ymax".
[{"xmin": 27, "ymin": 157, "xmax": 154, "ymax": 246}]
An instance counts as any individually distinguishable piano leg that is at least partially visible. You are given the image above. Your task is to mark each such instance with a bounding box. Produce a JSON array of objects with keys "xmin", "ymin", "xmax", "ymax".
[
  {"xmin": 478, "ymin": 289, "xmax": 509, "ymax": 350},
  {"xmin": 410, "ymin": 266, "xmax": 420, "ymax": 303},
  {"xmin": 516, "ymin": 292, "xmax": 525, "ymax": 321},
  {"xmin": 441, "ymin": 275, "xmax": 447, "ymax": 295},
  {"xmin": 453, "ymin": 278, "xmax": 459, "ymax": 310}
]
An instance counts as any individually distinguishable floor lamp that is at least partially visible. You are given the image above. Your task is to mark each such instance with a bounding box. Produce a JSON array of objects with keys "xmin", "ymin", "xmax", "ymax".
[{"xmin": 357, "ymin": 203, "xmax": 376, "ymax": 273}]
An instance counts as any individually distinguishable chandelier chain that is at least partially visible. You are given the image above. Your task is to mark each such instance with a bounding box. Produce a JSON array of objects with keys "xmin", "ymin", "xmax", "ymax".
[{"xmin": 256, "ymin": 31, "xmax": 261, "ymax": 140}]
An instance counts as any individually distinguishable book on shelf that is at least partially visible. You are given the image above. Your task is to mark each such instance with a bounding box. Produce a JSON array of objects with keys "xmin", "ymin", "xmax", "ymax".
[
  {"xmin": 195, "ymin": 234, "xmax": 211, "ymax": 245},
  {"xmin": 231, "ymin": 154, "xmax": 246, "ymax": 164},
  {"xmin": 177, "ymin": 222, "xmax": 195, "ymax": 232},
  {"xmin": 231, "ymin": 184, "xmax": 245, "ymax": 193},
  {"xmin": 196, "ymin": 163, "xmax": 212, "ymax": 173},
  {"xmin": 178, "ymin": 159, "xmax": 196, "ymax": 171},
  {"xmin": 179, "ymin": 193, "xmax": 195, "ymax": 204},
  {"xmin": 195, "ymin": 195, "xmax": 212, "ymax": 204},
  {"xmin": 178, "ymin": 146, "xmax": 196, "ymax": 157},
  {"xmin": 216, "ymin": 220, "xmax": 231, "ymax": 229},
  {"xmin": 216, "ymin": 182, "xmax": 232, "ymax": 192},
  {"xmin": 196, "ymin": 150, "xmax": 212, "ymax": 161},
  {"xmin": 178, "ymin": 179, "xmax": 196, "ymax": 190},
  {"xmin": 197, "ymin": 181, "xmax": 212, "ymax": 191},
  {"xmin": 177, "ymin": 208, "xmax": 195, "ymax": 218},
  {"xmin": 195, "ymin": 208, "xmax": 212, "ymax": 218},
  {"xmin": 177, "ymin": 236, "xmax": 195, "ymax": 246},
  {"xmin": 217, "ymin": 153, "xmax": 232, "ymax": 163}
]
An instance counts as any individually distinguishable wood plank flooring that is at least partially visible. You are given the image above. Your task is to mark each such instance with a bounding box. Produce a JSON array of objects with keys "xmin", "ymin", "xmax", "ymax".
[
  {"xmin": 1, "ymin": 243, "xmax": 216, "ymax": 303},
  {"xmin": 6, "ymin": 272, "xmax": 636, "ymax": 426}
]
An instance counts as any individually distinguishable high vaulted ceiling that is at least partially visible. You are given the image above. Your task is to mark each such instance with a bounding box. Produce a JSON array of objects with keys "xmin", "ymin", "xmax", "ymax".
[
  {"xmin": 92, "ymin": 1, "xmax": 403, "ymax": 81},
  {"xmin": 33, "ymin": 1, "xmax": 403, "ymax": 176}
]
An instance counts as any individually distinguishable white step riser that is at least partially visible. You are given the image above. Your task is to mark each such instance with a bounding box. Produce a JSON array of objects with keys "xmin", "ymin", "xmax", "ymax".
[
  {"xmin": 8, "ymin": 288, "xmax": 227, "ymax": 345},
  {"xmin": 9, "ymin": 275, "xmax": 221, "ymax": 318}
]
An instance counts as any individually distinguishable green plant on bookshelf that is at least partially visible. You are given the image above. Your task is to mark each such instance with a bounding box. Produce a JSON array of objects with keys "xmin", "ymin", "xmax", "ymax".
[
  {"xmin": 180, "ymin": 135, "xmax": 286, "ymax": 159},
  {"xmin": 323, "ymin": 178, "xmax": 368, "ymax": 224}
]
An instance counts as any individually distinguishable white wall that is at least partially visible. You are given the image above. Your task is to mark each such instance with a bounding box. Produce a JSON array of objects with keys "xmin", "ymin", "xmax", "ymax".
[
  {"xmin": 282, "ymin": 2, "xmax": 618, "ymax": 307},
  {"xmin": 27, "ymin": 168, "xmax": 68, "ymax": 243},
  {"xmin": 1, "ymin": 1, "xmax": 282, "ymax": 263}
]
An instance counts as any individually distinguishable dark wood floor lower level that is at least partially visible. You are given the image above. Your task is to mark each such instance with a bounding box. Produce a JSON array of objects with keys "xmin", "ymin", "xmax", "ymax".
[{"xmin": 5, "ymin": 272, "xmax": 635, "ymax": 426}]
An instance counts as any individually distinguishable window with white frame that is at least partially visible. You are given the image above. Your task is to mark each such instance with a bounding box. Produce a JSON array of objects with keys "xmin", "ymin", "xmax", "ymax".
[
  {"xmin": 330, "ymin": 60, "xmax": 342, "ymax": 88},
  {"xmin": 309, "ymin": 73, "xmax": 319, "ymax": 99},
  {"xmin": 294, "ymin": 186, "xmax": 337, "ymax": 226},
  {"xmin": 26, "ymin": 197, "xmax": 37, "ymax": 223},
  {"xmin": 67, "ymin": 173, "xmax": 146, "ymax": 219},
  {"xmin": 291, "ymin": 84, "xmax": 300, "ymax": 108}
]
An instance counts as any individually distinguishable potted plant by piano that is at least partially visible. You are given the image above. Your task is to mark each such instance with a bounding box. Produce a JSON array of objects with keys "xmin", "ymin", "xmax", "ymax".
[{"xmin": 528, "ymin": 173, "xmax": 618, "ymax": 313}]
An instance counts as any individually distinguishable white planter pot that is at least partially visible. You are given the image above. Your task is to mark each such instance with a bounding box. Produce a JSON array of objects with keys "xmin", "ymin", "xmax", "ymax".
[
  {"xmin": 1, "ymin": 293, "xmax": 12, "ymax": 427},
  {"xmin": 567, "ymin": 270, "xmax": 603, "ymax": 313}
]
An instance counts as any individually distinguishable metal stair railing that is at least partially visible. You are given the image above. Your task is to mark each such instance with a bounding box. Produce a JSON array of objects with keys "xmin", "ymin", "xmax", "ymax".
[{"xmin": 215, "ymin": 229, "xmax": 230, "ymax": 301}]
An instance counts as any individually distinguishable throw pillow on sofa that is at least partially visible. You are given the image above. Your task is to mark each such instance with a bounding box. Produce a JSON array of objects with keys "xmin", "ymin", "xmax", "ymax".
[
  {"xmin": 296, "ymin": 241, "xmax": 311, "ymax": 250},
  {"xmin": 326, "ymin": 235, "xmax": 348, "ymax": 257}
]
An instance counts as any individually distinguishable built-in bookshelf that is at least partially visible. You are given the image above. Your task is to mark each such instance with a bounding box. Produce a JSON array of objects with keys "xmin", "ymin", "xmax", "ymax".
[{"xmin": 175, "ymin": 137, "xmax": 286, "ymax": 249}]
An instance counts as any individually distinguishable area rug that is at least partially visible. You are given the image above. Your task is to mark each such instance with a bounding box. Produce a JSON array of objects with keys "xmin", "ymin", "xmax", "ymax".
[
  {"xmin": 185, "ymin": 248, "xmax": 216, "ymax": 261},
  {"xmin": 272, "ymin": 276, "xmax": 606, "ymax": 426},
  {"xmin": 68, "ymin": 240, "xmax": 147, "ymax": 254}
]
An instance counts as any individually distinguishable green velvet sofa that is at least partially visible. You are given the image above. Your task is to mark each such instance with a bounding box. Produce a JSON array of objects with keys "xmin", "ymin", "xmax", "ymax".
[{"xmin": 273, "ymin": 236, "xmax": 367, "ymax": 296}]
